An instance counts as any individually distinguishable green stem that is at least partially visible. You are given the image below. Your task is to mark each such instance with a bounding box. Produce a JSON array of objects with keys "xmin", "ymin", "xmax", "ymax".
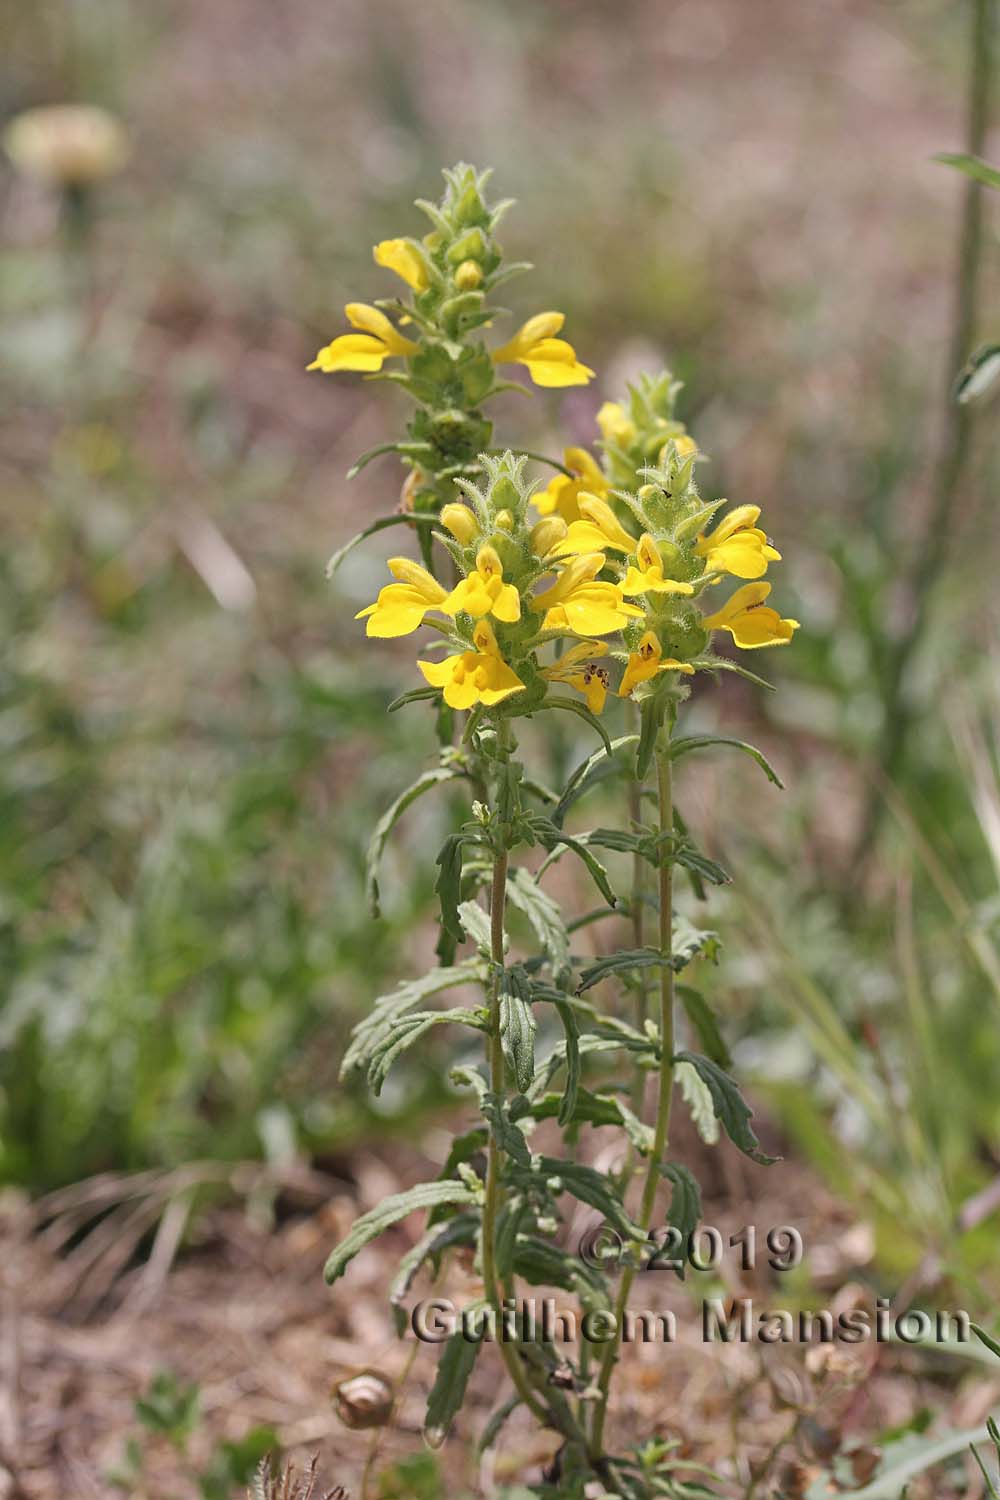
[
  {"xmin": 588, "ymin": 729, "xmax": 676, "ymax": 1462},
  {"xmin": 858, "ymin": 0, "xmax": 993, "ymax": 857}
]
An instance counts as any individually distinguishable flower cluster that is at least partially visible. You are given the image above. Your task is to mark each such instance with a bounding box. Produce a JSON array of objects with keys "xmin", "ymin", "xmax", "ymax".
[
  {"xmin": 309, "ymin": 164, "xmax": 592, "ymax": 527},
  {"xmin": 356, "ymin": 421, "xmax": 797, "ymax": 718}
]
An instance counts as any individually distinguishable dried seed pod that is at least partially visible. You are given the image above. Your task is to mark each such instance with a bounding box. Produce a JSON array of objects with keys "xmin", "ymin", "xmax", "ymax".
[{"xmin": 332, "ymin": 1370, "xmax": 394, "ymax": 1429}]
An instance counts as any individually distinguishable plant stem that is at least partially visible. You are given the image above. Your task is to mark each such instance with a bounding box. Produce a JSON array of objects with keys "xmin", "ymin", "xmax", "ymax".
[
  {"xmin": 858, "ymin": 0, "xmax": 993, "ymax": 857},
  {"xmin": 588, "ymin": 728, "xmax": 676, "ymax": 1462},
  {"xmin": 480, "ymin": 738, "xmax": 553, "ymax": 1429}
]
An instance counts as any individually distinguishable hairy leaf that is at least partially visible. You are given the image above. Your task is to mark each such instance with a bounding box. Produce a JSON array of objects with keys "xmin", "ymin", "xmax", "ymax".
[
  {"xmin": 324, "ymin": 1181, "xmax": 478, "ymax": 1284},
  {"xmin": 436, "ymin": 834, "xmax": 469, "ymax": 944},
  {"xmin": 534, "ymin": 1157, "xmax": 643, "ymax": 1239},
  {"xmin": 390, "ymin": 1212, "xmax": 479, "ymax": 1331},
  {"xmin": 482, "ymin": 1091, "xmax": 531, "ymax": 1165},
  {"xmin": 674, "ymin": 1052, "xmax": 778, "ymax": 1165},
  {"xmin": 425, "ymin": 1319, "xmax": 484, "ymax": 1438},
  {"xmin": 499, "ymin": 973, "xmax": 536, "ymax": 1092},
  {"xmin": 553, "ymin": 735, "xmax": 639, "ymax": 827},
  {"xmin": 367, "ymin": 1008, "xmax": 486, "ymax": 1095},
  {"xmin": 670, "ymin": 735, "xmax": 784, "ymax": 788},
  {"xmin": 341, "ymin": 963, "xmax": 482, "ymax": 1079},
  {"xmin": 367, "ymin": 767, "xmax": 459, "ymax": 917},
  {"xmin": 326, "ymin": 512, "xmax": 436, "ymax": 577},
  {"xmin": 677, "ymin": 985, "xmax": 732, "ymax": 1069},
  {"xmin": 505, "ymin": 868, "xmax": 570, "ymax": 974}
]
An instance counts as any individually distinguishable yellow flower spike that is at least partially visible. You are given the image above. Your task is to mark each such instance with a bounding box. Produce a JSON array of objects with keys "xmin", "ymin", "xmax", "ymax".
[
  {"xmin": 308, "ymin": 303, "xmax": 418, "ymax": 374},
  {"xmin": 418, "ymin": 620, "xmax": 526, "ymax": 710},
  {"xmin": 618, "ymin": 631, "xmax": 695, "ymax": 698},
  {"xmin": 596, "ymin": 400, "xmax": 637, "ymax": 448},
  {"xmin": 695, "ymin": 504, "xmax": 781, "ymax": 581},
  {"xmin": 534, "ymin": 449, "xmax": 609, "ymax": 526},
  {"xmin": 556, "ymin": 492, "xmax": 638, "ymax": 556},
  {"xmin": 443, "ymin": 544, "xmax": 521, "ymax": 624},
  {"xmin": 373, "ymin": 238, "xmax": 430, "ymax": 292},
  {"xmin": 530, "ymin": 515, "xmax": 569, "ymax": 558},
  {"xmin": 542, "ymin": 641, "xmax": 611, "ymax": 714},
  {"xmin": 531, "ymin": 553, "xmax": 643, "ymax": 637},
  {"xmin": 620, "ymin": 534, "xmax": 695, "ymax": 598},
  {"xmin": 701, "ymin": 582, "xmax": 799, "ymax": 649},
  {"xmin": 355, "ymin": 557, "xmax": 448, "ymax": 637},
  {"xmin": 440, "ymin": 504, "xmax": 480, "ymax": 543},
  {"xmin": 492, "ymin": 312, "xmax": 595, "ymax": 389}
]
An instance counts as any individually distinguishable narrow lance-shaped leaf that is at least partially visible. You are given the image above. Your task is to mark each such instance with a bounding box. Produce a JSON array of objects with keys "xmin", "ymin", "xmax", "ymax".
[
  {"xmin": 554, "ymin": 999, "xmax": 580, "ymax": 1126},
  {"xmin": 677, "ymin": 985, "xmax": 732, "ymax": 1069},
  {"xmin": 673, "ymin": 1051, "xmax": 778, "ymax": 1166},
  {"xmin": 390, "ymin": 1212, "xmax": 479, "ymax": 1334},
  {"xmin": 324, "ymin": 1181, "xmax": 479, "ymax": 1284},
  {"xmin": 670, "ymin": 735, "xmax": 784, "ymax": 788},
  {"xmin": 367, "ymin": 767, "xmax": 459, "ymax": 917},
  {"xmin": 367, "ymin": 1008, "xmax": 486, "ymax": 1095},
  {"xmin": 425, "ymin": 1314, "xmax": 485, "ymax": 1439},
  {"xmin": 505, "ymin": 868, "xmax": 570, "ymax": 974},
  {"xmin": 436, "ymin": 833, "xmax": 469, "ymax": 944},
  {"xmin": 325, "ymin": 512, "xmax": 437, "ymax": 577},
  {"xmin": 553, "ymin": 735, "xmax": 639, "ymax": 827},
  {"xmin": 499, "ymin": 969, "xmax": 536, "ymax": 1092}
]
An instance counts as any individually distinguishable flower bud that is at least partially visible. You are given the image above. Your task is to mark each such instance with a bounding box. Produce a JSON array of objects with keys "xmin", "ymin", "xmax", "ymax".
[
  {"xmin": 333, "ymin": 1371, "xmax": 394, "ymax": 1430},
  {"xmin": 454, "ymin": 259, "xmax": 483, "ymax": 291},
  {"xmin": 530, "ymin": 516, "xmax": 568, "ymax": 557},
  {"xmin": 493, "ymin": 509, "xmax": 514, "ymax": 532},
  {"xmin": 4, "ymin": 104, "xmax": 129, "ymax": 187},
  {"xmin": 440, "ymin": 503, "xmax": 480, "ymax": 543}
]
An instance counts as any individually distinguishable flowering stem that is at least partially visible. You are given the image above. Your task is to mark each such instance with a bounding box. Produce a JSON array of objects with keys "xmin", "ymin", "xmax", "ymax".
[
  {"xmin": 859, "ymin": 0, "xmax": 993, "ymax": 858},
  {"xmin": 589, "ymin": 724, "xmax": 676, "ymax": 1462},
  {"xmin": 481, "ymin": 736, "xmax": 553, "ymax": 1429}
]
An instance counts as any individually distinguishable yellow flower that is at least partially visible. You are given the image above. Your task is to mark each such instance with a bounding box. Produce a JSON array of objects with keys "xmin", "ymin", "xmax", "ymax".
[
  {"xmin": 355, "ymin": 557, "xmax": 448, "ymax": 637},
  {"xmin": 534, "ymin": 448, "xmax": 609, "ymax": 526},
  {"xmin": 542, "ymin": 641, "xmax": 611, "ymax": 714},
  {"xmin": 597, "ymin": 400, "xmax": 637, "ymax": 448},
  {"xmin": 492, "ymin": 312, "xmax": 595, "ymax": 388},
  {"xmin": 442, "ymin": 545, "xmax": 521, "ymax": 624},
  {"xmin": 531, "ymin": 554, "xmax": 643, "ymax": 637},
  {"xmin": 373, "ymin": 238, "xmax": 430, "ymax": 292},
  {"xmin": 440, "ymin": 504, "xmax": 480, "ymax": 543},
  {"xmin": 619, "ymin": 631, "xmax": 695, "ymax": 697},
  {"xmin": 418, "ymin": 620, "xmax": 526, "ymax": 710},
  {"xmin": 556, "ymin": 492, "xmax": 637, "ymax": 556},
  {"xmin": 620, "ymin": 535, "xmax": 695, "ymax": 598},
  {"xmin": 308, "ymin": 304, "xmax": 418, "ymax": 374},
  {"xmin": 701, "ymin": 582, "xmax": 799, "ymax": 649},
  {"xmin": 695, "ymin": 505, "xmax": 781, "ymax": 580},
  {"xmin": 529, "ymin": 515, "xmax": 568, "ymax": 558}
]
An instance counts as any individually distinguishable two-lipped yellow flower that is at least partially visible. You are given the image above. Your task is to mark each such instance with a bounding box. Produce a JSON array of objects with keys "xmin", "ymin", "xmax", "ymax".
[
  {"xmin": 418, "ymin": 620, "xmax": 525, "ymax": 710},
  {"xmin": 532, "ymin": 554, "xmax": 642, "ymax": 636},
  {"xmin": 534, "ymin": 450, "xmax": 609, "ymax": 526},
  {"xmin": 542, "ymin": 641, "xmax": 611, "ymax": 714},
  {"xmin": 492, "ymin": 313, "xmax": 594, "ymax": 389},
  {"xmin": 442, "ymin": 545, "xmax": 521, "ymax": 624},
  {"xmin": 619, "ymin": 631, "xmax": 695, "ymax": 697},
  {"xmin": 356, "ymin": 558, "xmax": 449, "ymax": 637},
  {"xmin": 695, "ymin": 505, "xmax": 780, "ymax": 580},
  {"xmin": 550, "ymin": 493, "xmax": 635, "ymax": 557},
  {"xmin": 309, "ymin": 304, "xmax": 418, "ymax": 375},
  {"xmin": 373, "ymin": 238, "xmax": 429, "ymax": 292},
  {"xmin": 621, "ymin": 535, "xmax": 694, "ymax": 598},
  {"xmin": 701, "ymin": 582, "xmax": 799, "ymax": 648}
]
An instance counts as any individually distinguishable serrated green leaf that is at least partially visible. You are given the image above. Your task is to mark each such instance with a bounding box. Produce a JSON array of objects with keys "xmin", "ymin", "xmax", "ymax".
[
  {"xmin": 325, "ymin": 512, "xmax": 436, "ymax": 577},
  {"xmin": 499, "ymin": 974, "xmax": 536, "ymax": 1092},
  {"xmin": 677, "ymin": 986, "xmax": 732, "ymax": 1068},
  {"xmin": 530, "ymin": 816, "xmax": 617, "ymax": 907},
  {"xmin": 674, "ymin": 1052, "xmax": 778, "ymax": 1165},
  {"xmin": 436, "ymin": 834, "xmax": 469, "ymax": 944},
  {"xmin": 576, "ymin": 947, "xmax": 668, "ymax": 994},
  {"xmin": 390, "ymin": 1212, "xmax": 480, "ymax": 1331},
  {"xmin": 659, "ymin": 1163, "xmax": 702, "ymax": 1239},
  {"xmin": 670, "ymin": 735, "xmax": 784, "ymax": 788},
  {"xmin": 553, "ymin": 735, "xmax": 639, "ymax": 827},
  {"xmin": 482, "ymin": 1091, "xmax": 531, "ymax": 1165},
  {"xmin": 672, "ymin": 914, "xmax": 721, "ymax": 969},
  {"xmin": 457, "ymin": 899, "xmax": 493, "ymax": 954},
  {"xmin": 505, "ymin": 868, "xmax": 570, "ymax": 974},
  {"xmin": 367, "ymin": 1008, "xmax": 486, "ymax": 1095},
  {"xmin": 341, "ymin": 963, "xmax": 482, "ymax": 1079},
  {"xmin": 425, "ymin": 1319, "xmax": 484, "ymax": 1438},
  {"xmin": 532, "ymin": 1157, "xmax": 643, "ymax": 1239},
  {"xmin": 554, "ymin": 1000, "xmax": 580, "ymax": 1125},
  {"xmin": 367, "ymin": 768, "xmax": 459, "ymax": 917},
  {"xmin": 324, "ymin": 1181, "xmax": 478, "ymax": 1284},
  {"xmin": 531, "ymin": 695, "xmax": 613, "ymax": 755}
]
